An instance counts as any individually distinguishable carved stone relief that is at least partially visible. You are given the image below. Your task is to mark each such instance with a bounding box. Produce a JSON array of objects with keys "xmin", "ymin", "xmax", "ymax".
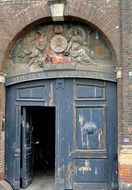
[{"xmin": 6, "ymin": 23, "xmax": 115, "ymax": 76}]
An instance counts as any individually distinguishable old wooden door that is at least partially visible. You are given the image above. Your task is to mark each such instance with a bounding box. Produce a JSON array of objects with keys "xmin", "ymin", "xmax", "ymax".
[
  {"xmin": 21, "ymin": 107, "xmax": 32, "ymax": 188},
  {"xmin": 5, "ymin": 79, "xmax": 117, "ymax": 190},
  {"xmin": 71, "ymin": 79, "xmax": 118, "ymax": 190},
  {"xmin": 5, "ymin": 86, "xmax": 21, "ymax": 189}
]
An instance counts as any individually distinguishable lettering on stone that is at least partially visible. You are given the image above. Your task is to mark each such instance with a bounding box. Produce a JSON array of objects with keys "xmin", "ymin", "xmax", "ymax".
[{"xmin": 6, "ymin": 70, "xmax": 115, "ymax": 86}]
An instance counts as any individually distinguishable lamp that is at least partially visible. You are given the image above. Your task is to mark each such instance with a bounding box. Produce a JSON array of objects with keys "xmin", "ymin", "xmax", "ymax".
[{"xmin": 48, "ymin": 0, "xmax": 67, "ymax": 21}]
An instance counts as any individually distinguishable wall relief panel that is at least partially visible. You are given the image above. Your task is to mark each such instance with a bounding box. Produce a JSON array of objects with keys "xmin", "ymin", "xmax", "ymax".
[{"xmin": 6, "ymin": 23, "xmax": 115, "ymax": 77}]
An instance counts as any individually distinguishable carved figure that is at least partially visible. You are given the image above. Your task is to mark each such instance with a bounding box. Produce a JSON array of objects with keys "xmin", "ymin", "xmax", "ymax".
[
  {"xmin": 70, "ymin": 41, "xmax": 93, "ymax": 64},
  {"xmin": 17, "ymin": 25, "xmax": 94, "ymax": 67},
  {"xmin": 65, "ymin": 27, "xmax": 94, "ymax": 64},
  {"xmin": 65, "ymin": 29, "xmax": 82, "ymax": 54},
  {"xmin": 54, "ymin": 24, "xmax": 64, "ymax": 34},
  {"xmin": 6, "ymin": 23, "xmax": 114, "ymax": 77},
  {"xmin": 35, "ymin": 31, "xmax": 47, "ymax": 51},
  {"xmin": 28, "ymin": 30, "xmax": 48, "ymax": 67}
]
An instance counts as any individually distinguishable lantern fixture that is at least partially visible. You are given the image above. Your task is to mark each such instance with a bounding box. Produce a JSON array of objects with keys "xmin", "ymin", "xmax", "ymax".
[{"xmin": 48, "ymin": 0, "xmax": 67, "ymax": 22}]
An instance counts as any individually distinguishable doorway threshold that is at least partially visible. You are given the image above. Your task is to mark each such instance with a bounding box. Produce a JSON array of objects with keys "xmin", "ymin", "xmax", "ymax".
[{"xmin": 20, "ymin": 171, "xmax": 55, "ymax": 190}]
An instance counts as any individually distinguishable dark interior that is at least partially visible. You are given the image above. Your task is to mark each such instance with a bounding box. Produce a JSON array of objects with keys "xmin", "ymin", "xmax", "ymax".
[
  {"xmin": 31, "ymin": 107, "xmax": 55, "ymax": 173},
  {"xmin": 21, "ymin": 106, "xmax": 56, "ymax": 177}
]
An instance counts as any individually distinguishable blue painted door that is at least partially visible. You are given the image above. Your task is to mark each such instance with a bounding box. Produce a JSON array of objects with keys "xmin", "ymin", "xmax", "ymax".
[
  {"xmin": 54, "ymin": 79, "xmax": 74, "ymax": 190},
  {"xmin": 21, "ymin": 107, "xmax": 32, "ymax": 188},
  {"xmin": 5, "ymin": 86, "xmax": 21, "ymax": 189},
  {"xmin": 5, "ymin": 79, "xmax": 117, "ymax": 190},
  {"xmin": 72, "ymin": 79, "xmax": 117, "ymax": 190}
]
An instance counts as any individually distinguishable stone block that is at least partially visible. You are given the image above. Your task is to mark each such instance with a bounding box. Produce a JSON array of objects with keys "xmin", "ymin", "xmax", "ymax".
[{"xmin": 0, "ymin": 180, "xmax": 13, "ymax": 190}]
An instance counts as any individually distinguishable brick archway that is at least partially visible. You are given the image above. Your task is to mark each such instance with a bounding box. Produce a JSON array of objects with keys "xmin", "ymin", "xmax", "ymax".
[
  {"xmin": 0, "ymin": 1, "xmax": 122, "ymax": 189},
  {"xmin": 0, "ymin": 0, "xmax": 120, "ymax": 71}
]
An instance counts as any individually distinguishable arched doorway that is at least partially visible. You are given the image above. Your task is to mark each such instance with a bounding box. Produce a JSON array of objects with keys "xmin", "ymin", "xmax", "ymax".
[{"xmin": 5, "ymin": 22, "xmax": 118, "ymax": 190}]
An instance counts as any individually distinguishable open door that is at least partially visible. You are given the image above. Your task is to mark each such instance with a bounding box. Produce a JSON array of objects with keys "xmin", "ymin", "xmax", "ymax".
[{"xmin": 21, "ymin": 107, "xmax": 33, "ymax": 188}]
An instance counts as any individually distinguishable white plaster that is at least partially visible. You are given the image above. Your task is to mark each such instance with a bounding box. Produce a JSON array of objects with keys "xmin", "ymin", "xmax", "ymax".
[
  {"xmin": 107, "ymin": 0, "xmax": 111, "ymax": 3},
  {"xmin": 113, "ymin": 25, "xmax": 119, "ymax": 31},
  {"xmin": 116, "ymin": 70, "xmax": 122, "ymax": 79},
  {"xmin": 0, "ymin": 73, "xmax": 6, "ymax": 84},
  {"xmin": 50, "ymin": 3, "xmax": 64, "ymax": 21},
  {"xmin": 115, "ymin": 67, "xmax": 122, "ymax": 79},
  {"xmin": 129, "ymin": 71, "xmax": 132, "ymax": 77},
  {"xmin": 115, "ymin": 25, "xmax": 119, "ymax": 29}
]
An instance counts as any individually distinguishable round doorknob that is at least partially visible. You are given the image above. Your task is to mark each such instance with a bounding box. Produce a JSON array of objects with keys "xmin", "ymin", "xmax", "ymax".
[{"xmin": 83, "ymin": 122, "xmax": 97, "ymax": 135}]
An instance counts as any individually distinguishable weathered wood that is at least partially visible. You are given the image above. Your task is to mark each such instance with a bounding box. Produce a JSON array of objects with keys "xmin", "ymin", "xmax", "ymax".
[{"xmin": 5, "ymin": 79, "xmax": 118, "ymax": 189}]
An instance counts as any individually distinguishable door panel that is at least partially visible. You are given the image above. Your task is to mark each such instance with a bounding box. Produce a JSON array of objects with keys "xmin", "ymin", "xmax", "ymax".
[
  {"xmin": 5, "ymin": 86, "xmax": 21, "ymax": 189},
  {"xmin": 21, "ymin": 107, "xmax": 32, "ymax": 188},
  {"xmin": 72, "ymin": 79, "xmax": 117, "ymax": 189},
  {"xmin": 76, "ymin": 106, "xmax": 106, "ymax": 150},
  {"xmin": 74, "ymin": 159, "xmax": 107, "ymax": 183},
  {"xmin": 55, "ymin": 79, "xmax": 74, "ymax": 190},
  {"xmin": 76, "ymin": 84, "xmax": 105, "ymax": 100}
]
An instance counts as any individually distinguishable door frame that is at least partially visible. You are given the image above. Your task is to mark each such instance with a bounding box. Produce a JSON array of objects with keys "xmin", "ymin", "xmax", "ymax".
[
  {"xmin": 5, "ymin": 76, "xmax": 118, "ymax": 190},
  {"xmin": 20, "ymin": 105, "xmax": 56, "ymax": 189}
]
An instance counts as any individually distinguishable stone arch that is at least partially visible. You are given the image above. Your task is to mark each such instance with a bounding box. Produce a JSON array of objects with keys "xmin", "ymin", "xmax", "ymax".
[{"xmin": 0, "ymin": 0, "xmax": 120, "ymax": 71}]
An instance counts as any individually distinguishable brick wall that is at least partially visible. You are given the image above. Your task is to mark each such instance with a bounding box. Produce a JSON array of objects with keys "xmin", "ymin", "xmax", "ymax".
[
  {"xmin": 0, "ymin": 0, "xmax": 131, "ymax": 189},
  {"xmin": 0, "ymin": 0, "xmax": 120, "ymax": 68},
  {"xmin": 120, "ymin": 0, "xmax": 132, "ymax": 147},
  {"xmin": 118, "ymin": 0, "xmax": 132, "ymax": 189}
]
